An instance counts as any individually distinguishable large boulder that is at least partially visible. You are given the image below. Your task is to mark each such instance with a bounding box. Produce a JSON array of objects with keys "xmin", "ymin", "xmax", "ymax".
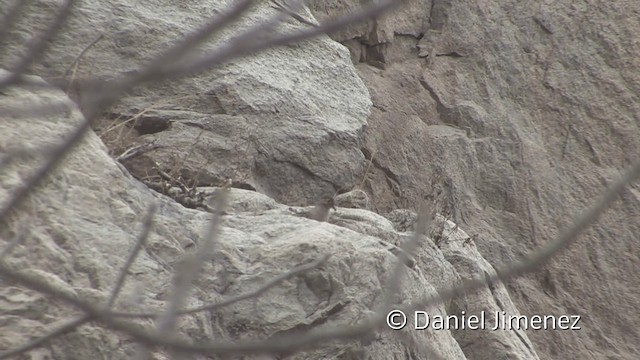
[
  {"xmin": 0, "ymin": 76, "xmax": 536, "ymax": 359},
  {"xmin": 0, "ymin": 0, "xmax": 372, "ymax": 206}
]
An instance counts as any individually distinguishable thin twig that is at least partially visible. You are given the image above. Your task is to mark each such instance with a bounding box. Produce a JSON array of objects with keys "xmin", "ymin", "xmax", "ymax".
[
  {"xmin": 116, "ymin": 141, "xmax": 159, "ymax": 162},
  {"xmin": 110, "ymin": 254, "xmax": 331, "ymax": 318},
  {"xmin": 0, "ymin": 0, "xmax": 30, "ymax": 53},
  {"xmin": 164, "ymin": 0, "xmax": 400, "ymax": 80},
  {"xmin": 64, "ymin": 33, "xmax": 104, "ymax": 76},
  {"xmin": 106, "ymin": 204, "xmax": 157, "ymax": 308},
  {"xmin": 5, "ymin": 0, "xmax": 630, "ymax": 357},
  {"xmin": 0, "ymin": 0, "xmax": 77, "ymax": 89},
  {"xmin": 1, "ymin": 158, "xmax": 638, "ymax": 356},
  {"xmin": 65, "ymin": 33, "xmax": 104, "ymax": 94},
  {"xmin": 271, "ymin": 0, "xmax": 318, "ymax": 27},
  {"xmin": 379, "ymin": 204, "xmax": 430, "ymax": 312},
  {"xmin": 359, "ymin": 149, "xmax": 377, "ymax": 189},
  {"xmin": 0, "ymin": 314, "xmax": 91, "ymax": 360},
  {"xmin": 155, "ymin": 188, "xmax": 229, "ymax": 332}
]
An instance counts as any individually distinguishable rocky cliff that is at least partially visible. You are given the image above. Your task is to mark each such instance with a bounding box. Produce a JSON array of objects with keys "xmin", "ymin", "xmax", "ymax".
[{"xmin": 1, "ymin": 0, "xmax": 639, "ymax": 359}]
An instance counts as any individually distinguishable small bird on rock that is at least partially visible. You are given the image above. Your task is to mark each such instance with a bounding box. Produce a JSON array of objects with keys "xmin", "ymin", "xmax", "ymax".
[{"xmin": 308, "ymin": 196, "xmax": 336, "ymax": 222}]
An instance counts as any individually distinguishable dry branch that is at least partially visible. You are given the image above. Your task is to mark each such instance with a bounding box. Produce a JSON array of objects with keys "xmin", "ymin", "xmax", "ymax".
[
  {"xmin": 2, "ymin": 0, "xmax": 638, "ymax": 358},
  {"xmin": 110, "ymin": 254, "xmax": 331, "ymax": 318},
  {"xmin": 1, "ymin": 157, "xmax": 638, "ymax": 356},
  {"xmin": 0, "ymin": 0, "xmax": 77, "ymax": 89}
]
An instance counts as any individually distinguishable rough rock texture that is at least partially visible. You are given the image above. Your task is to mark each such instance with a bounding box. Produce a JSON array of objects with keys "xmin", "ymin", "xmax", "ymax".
[
  {"xmin": 309, "ymin": 1, "xmax": 640, "ymax": 359},
  {"xmin": 0, "ymin": 78, "xmax": 527, "ymax": 359},
  {"xmin": 1, "ymin": 0, "xmax": 639, "ymax": 359},
  {"xmin": 1, "ymin": 0, "xmax": 371, "ymax": 206}
]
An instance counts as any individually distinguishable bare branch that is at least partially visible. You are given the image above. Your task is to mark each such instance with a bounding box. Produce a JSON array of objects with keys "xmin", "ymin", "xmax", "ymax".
[
  {"xmin": 0, "ymin": 1, "xmax": 397, "ymax": 225},
  {"xmin": 64, "ymin": 33, "xmax": 105, "ymax": 76},
  {"xmin": 407, "ymin": 156, "xmax": 640, "ymax": 314},
  {"xmin": 0, "ymin": 0, "xmax": 29, "ymax": 53},
  {"xmin": 0, "ymin": 315, "xmax": 91, "ymax": 360},
  {"xmin": 5, "ymin": 1, "xmax": 633, "ymax": 358},
  {"xmin": 106, "ymin": 204, "xmax": 157, "ymax": 308},
  {"xmin": 184, "ymin": 253, "xmax": 330, "ymax": 313},
  {"xmin": 0, "ymin": 0, "xmax": 77, "ymax": 89},
  {"xmin": 163, "ymin": 0, "xmax": 400, "ymax": 80},
  {"xmin": 1, "ymin": 158, "xmax": 637, "ymax": 356},
  {"xmin": 0, "ymin": 96, "xmax": 75, "ymax": 119},
  {"xmin": 379, "ymin": 204, "xmax": 430, "ymax": 312},
  {"xmin": 154, "ymin": 188, "xmax": 228, "ymax": 333},
  {"xmin": 135, "ymin": 189, "xmax": 228, "ymax": 359},
  {"xmin": 0, "ymin": 114, "xmax": 93, "ymax": 227},
  {"xmin": 80, "ymin": 0, "xmax": 255, "ymax": 116},
  {"xmin": 110, "ymin": 254, "xmax": 331, "ymax": 318}
]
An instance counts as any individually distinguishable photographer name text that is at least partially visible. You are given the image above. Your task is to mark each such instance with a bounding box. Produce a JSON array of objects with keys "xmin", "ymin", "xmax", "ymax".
[{"xmin": 387, "ymin": 310, "xmax": 581, "ymax": 331}]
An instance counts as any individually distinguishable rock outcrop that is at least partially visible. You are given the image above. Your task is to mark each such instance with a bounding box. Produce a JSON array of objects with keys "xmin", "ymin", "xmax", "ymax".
[
  {"xmin": 0, "ymin": 76, "xmax": 534, "ymax": 359},
  {"xmin": 1, "ymin": 0, "xmax": 639, "ymax": 359},
  {"xmin": 308, "ymin": 1, "xmax": 640, "ymax": 359}
]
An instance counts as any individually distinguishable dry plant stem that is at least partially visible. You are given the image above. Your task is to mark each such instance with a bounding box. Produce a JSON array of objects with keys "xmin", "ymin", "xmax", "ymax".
[
  {"xmin": 379, "ymin": 204, "xmax": 430, "ymax": 312},
  {"xmin": 106, "ymin": 204, "xmax": 157, "ymax": 308},
  {"xmin": 135, "ymin": 191, "xmax": 228, "ymax": 360},
  {"xmin": 116, "ymin": 142, "xmax": 158, "ymax": 162},
  {"xmin": 271, "ymin": 0, "xmax": 318, "ymax": 27},
  {"xmin": 0, "ymin": 109, "xmax": 93, "ymax": 227},
  {"xmin": 0, "ymin": 0, "xmax": 77, "ymax": 89},
  {"xmin": 155, "ymin": 189, "xmax": 228, "ymax": 334},
  {"xmin": 110, "ymin": 254, "xmax": 331, "ymax": 318},
  {"xmin": 0, "ymin": 314, "xmax": 91, "ymax": 360},
  {"xmin": 1, "ymin": 158, "xmax": 638, "ymax": 356},
  {"xmin": 0, "ymin": 0, "xmax": 29, "ymax": 52},
  {"xmin": 0, "ymin": 0, "xmax": 397, "ymax": 226},
  {"xmin": 359, "ymin": 149, "xmax": 376, "ymax": 189},
  {"xmin": 65, "ymin": 33, "xmax": 104, "ymax": 94},
  {"xmin": 64, "ymin": 33, "xmax": 104, "ymax": 75},
  {"xmin": 166, "ymin": 0, "xmax": 400, "ymax": 79},
  {"xmin": 100, "ymin": 95, "xmax": 190, "ymax": 137},
  {"xmin": 146, "ymin": 0, "xmax": 255, "ymax": 74},
  {"xmin": 4, "ymin": 0, "xmax": 630, "ymax": 357},
  {"xmin": 379, "ymin": 205, "xmax": 444, "ymax": 360}
]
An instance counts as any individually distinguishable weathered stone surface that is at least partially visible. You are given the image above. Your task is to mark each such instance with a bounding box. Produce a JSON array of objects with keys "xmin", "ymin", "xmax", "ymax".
[
  {"xmin": 2, "ymin": 0, "xmax": 640, "ymax": 359},
  {"xmin": 0, "ymin": 78, "xmax": 517, "ymax": 360},
  {"xmin": 0, "ymin": 0, "xmax": 371, "ymax": 207},
  {"xmin": 310, "ymin": 1, "xmax": 640, "ymax": 359},
  {"xmin": 335, "ymin": 189, "xmax": 370, "ymax": 210}
]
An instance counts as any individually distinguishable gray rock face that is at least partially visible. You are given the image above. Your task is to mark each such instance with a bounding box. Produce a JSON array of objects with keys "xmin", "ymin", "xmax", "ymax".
[
  {"xmin": 310, "ymin": 1, "xmax": 640, "ymax": 359},
  {"xmin": 0, "ymin": 0, "xmax": 371, "ymax": 206},
  {"xmin": 0, "ymin": 77, "xmax": 477, "ymax": 359},
  {"xmin": 0, "ymin": 77, "xmax": 539, "ymax": 359},
  {"xmin": 1, "ymin": 0, "xmax": 639, "ymax": 359}
]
